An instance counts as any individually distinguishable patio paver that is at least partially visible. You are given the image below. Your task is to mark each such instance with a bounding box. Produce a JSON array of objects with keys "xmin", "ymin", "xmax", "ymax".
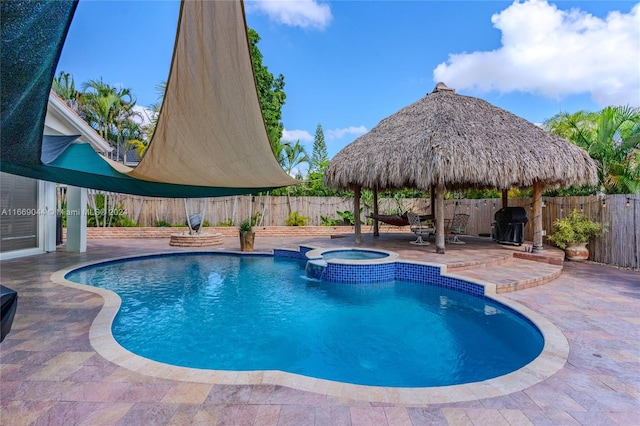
[{"xmin": 1, "ymin": 236, "xmax": 638, "ymax": 425}]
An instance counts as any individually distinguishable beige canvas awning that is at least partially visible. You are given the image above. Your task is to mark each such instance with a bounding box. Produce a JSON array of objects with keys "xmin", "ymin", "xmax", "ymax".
[{"xmin": 111, "ymin": 0, "xmax": 297, "ymax": 189}]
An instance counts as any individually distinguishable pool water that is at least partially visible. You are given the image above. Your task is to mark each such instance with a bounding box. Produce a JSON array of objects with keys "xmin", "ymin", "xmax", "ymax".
[
  {"xmin": 321, "ymin": 249, "xmax": 389, "ymax": 260},
  {"xmin": 66, "ymin": 254, "xmax": 543, "ymax": 387}
]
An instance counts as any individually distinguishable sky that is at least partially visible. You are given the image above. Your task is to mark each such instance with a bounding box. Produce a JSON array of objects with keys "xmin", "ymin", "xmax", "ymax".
[{"xmin": 56, "ymin": 0, "xmax": 640, "ymax": 172}]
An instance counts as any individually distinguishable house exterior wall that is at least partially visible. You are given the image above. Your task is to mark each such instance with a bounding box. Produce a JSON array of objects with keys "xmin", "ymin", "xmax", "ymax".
[
  {"xmin": 0, "ymin": 93, "xmax": 110, "ymax": 259},
  {"xmin": 0, "ymin": 174, "xmax": 56, "ymax": 260}
]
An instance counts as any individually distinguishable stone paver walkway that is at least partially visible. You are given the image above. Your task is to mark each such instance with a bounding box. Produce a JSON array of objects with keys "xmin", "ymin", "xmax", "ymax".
[{"xmin": 1, "ymin": 237, "xmax": 638, "ymax": 425}]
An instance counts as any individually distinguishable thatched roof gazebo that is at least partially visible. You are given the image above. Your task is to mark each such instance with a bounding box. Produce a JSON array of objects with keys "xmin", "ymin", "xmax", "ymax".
[{"xmin": 324, "ymin": 83, "xmax": 598, "ymax": 253}]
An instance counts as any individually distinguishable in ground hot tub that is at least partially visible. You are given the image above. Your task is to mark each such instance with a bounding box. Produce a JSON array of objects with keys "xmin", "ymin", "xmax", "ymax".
[{"xmin": 305, "ymin": 248, "xmax": 399, "ymax": 283}]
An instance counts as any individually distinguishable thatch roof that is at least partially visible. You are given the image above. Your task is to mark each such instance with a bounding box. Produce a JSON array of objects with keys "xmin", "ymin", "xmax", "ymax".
[{"xmin": 324, "ymin": 83, "xmax": 598, "ymax": 191}]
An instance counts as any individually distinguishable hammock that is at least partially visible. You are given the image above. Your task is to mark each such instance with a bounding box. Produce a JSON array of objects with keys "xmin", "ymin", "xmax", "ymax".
[{"xmin": 369, "ymin": 212, "xmax": 433, "ymax": 227}]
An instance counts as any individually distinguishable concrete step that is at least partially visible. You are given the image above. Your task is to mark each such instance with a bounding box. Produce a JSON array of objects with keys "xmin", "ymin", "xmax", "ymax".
[{"xmin": 451, "ymin": 257, "xmax": 563, "ymax": 293}]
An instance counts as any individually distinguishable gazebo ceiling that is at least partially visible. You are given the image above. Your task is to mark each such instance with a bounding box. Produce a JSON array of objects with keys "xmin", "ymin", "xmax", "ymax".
[{"xmin": 324, "ymin": 83, "xmax": 598, "ymax": 192}]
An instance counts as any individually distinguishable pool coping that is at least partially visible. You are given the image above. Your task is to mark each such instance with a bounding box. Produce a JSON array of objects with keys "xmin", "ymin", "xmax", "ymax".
[{"xmin": 50, "ymin": 249, "xmax": 570, "ymax": 405}]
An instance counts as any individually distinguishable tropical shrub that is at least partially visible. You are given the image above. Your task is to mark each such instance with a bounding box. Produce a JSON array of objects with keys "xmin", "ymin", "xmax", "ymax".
[
  {"xmin": 286, "ymin": 211, "xmax": 308, "ymax": 226},
  {"xmin": 547, "ymin": 209, "xmax": 605, "ymax": 249},
  {"xmin": 320, "ymin": 215, "xmax": 342, "ymax": 226},
  {"xmin": 336, "ymin": 209, "xmax": 364, "ymax": 225},
  {"xmin": 85, "ymin": 195, "xmax": 132, "ymax": 227},
  {"xmin": 239, "ymin": 219, "xmax": 253, "ymax": 232}
]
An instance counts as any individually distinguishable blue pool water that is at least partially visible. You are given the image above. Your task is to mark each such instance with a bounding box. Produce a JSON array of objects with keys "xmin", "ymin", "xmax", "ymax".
[
  {"xmin": 66, "ymin": 254, "xmax": 543, "ymax": 387},
  {"xmin": 321, "ymin": 249, "xmax": 388, "ymax": 260}
]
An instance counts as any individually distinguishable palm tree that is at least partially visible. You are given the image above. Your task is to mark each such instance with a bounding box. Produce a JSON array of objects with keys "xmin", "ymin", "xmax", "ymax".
[
  {"xmin": 80, "ymin": 78, "xmax": 119, "ymax": 142},
  {"xmin": 79, "ymin": 79, "xmax": 139, "ymax": 162},
  {"xmin": 276, "ymin": 140, "xmax": 308, "ymax": 214},
  {"xmin": 281, "ymin": 140, "xmax": 309, "ymax": 176},
  {"xmin": 545, "ymin": 106, "xmax": 640, "ymax": 194},
  {"xmin": 52, "ymin": 71, "xmax": 79, "ymax": 110},
  {"xmin": 110, "ymin": 87, "xmax": 137, "ymax": 162},
  {"xmin": 269, "ymin": 139, "xmax": 287, "ymax": 167},
  {"xmin": 121, "ymin": 119, "xmax": 147, "ymax": 162},
  {"xmin": 146, "ymin": 81, "xmax": 166, "ymax": 137},
  {"xmin": 125, "ymin": 139, "xmax": 148, "ymax": 162}
]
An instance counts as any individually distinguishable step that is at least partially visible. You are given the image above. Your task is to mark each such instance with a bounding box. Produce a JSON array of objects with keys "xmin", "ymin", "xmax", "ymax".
[{"xmin": 451, "ymin": 257, "xmax": 563, "ymax": 293}]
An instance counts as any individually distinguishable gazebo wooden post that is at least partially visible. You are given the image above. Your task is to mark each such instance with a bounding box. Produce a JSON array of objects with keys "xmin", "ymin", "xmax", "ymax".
[
  {"xmin": 354, "ymin": 185, "xmax": 362, "ymax": 244},
  {"xmin": 431, "ymin": 184, "xmax": 436, "ymax": 215},
  {"xmin": 435, "ymin": 183, "xmax": 446, "ymax": 254},
  {"xmin": 532, "ymin": 180, "xmax": 544, "ymax": 252},
  {"xmin": 373, "ymin": 185, "xmax": 379, "ymax": 237},
  {"xmin": 501, "ymin": 189, "xmax": 508, "ymax": 209}
]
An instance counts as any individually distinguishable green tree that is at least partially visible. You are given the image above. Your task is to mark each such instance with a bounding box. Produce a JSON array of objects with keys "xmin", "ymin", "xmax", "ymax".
[
  {"xmin": 145, "ymin": 80, "xmax": 166, "ymax": 140},
  {"xmin": 79, "ymin": 78, "xmax": 120, "ymax": 141},
  {"xmin": 52, "ymin": 71, "xmax": 79, "ymax": 110},
  {"xmin": 270, "ymin": 139, "xmax": 287, "ymax": 168},
  {"xmin": 248, "ymin": 28, "xmax": 286, "ymax": 157},
  {"xmin": 281, "ymin": 140, "xmax": 309, "ymax": 175},
  {"xmin": 310, "ymin": 124, "xmax": 328, "ymax": 173},
  {"xmin": 111, "ymin": 86, "xmax": 138, "ymax": 162},
  {"xmin": 545, "ymin": 106, "xmax": 640, "ymax": 194},
  {"xmin": 79, "ymin": 78, "xmax": 140, "ymax": 163}
]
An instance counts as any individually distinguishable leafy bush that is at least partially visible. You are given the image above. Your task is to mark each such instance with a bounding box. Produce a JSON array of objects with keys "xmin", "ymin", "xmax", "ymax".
[
  {"xmin": 155, "ymin": 220, "xmax": 171, "ymax": 227},
  {"xmin": 286, "ymin": 211, "xmax": 308, "ymax": 226},
  {"xmin": 336, "ymin": 209, "xmax": 364, "ymax": 225},
  {"xmin": 119, "ymin": 217, "xmax": 138, "ymax": 227},
  {"xmin": 239, "ymin": 219, "xmax": 253, "ymax": 232},
  {"xmin": 216, "ymin": 219, "xmax": 233, "ymax": 227},
  {"xmin": 547, "ymin": 209, "xmax": 605, "ymax": 249},
  {"xmin": 320, "ymin": 215, "xmax": 342, "ymax": 226},
  {"xmin": 250, "ymin": 212, "xmax": 261, "ymax": 227},
  {"xmin": 85, "ymin": 194, "xmax": 133, "ymax": 227}
]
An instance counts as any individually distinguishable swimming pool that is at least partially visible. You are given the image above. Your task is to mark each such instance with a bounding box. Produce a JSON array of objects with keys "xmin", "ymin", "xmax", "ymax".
[{"xmin": 65, "ymin": 252, "xmax": 544, "ymax": 388}]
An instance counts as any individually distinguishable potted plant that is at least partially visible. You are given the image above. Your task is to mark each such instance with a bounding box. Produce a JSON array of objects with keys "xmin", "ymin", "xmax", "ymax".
[
  {"xmin": 238, "ymin": 219, "xmax": 254, "ymax": 252},
  {"xmin": 547, "ymin": 209, "xmax": 605, "ymax": 261}
]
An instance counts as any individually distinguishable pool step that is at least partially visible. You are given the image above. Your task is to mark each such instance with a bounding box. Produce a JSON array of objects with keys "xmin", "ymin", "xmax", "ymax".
[{"xmin": 451, "ymin": 257, "xmax": 563, "ymax": 293}]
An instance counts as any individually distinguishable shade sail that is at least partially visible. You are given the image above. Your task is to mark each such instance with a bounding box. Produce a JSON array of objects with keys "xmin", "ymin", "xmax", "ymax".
[
  {"xmin": 1, "ymin": 0, "xmax": 77, "ymax": 166},
  {"xmin": 41, "ymin": 135, "xmax": 81, "ymax": 164},
  {"xmin": 0, "ymin": 0, "xmax": 297, "ymax": 197}
]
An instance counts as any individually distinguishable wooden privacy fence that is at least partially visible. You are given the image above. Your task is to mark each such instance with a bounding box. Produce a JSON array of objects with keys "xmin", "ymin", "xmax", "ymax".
[{"xmin": 108, "ymin": 193, "xmax": 638, "ymax": 269}]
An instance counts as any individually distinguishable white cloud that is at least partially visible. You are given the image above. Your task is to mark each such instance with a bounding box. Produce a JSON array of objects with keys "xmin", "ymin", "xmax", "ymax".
[
  {"xmin": 433, "ymin": 0, "xmax": 640, "ymax": 107},
  {"xmin": 247, "ymin": 0, "xmax": 332, "ymax": 30},
  {"xmin": 326, "ymin": 125, "xmax": 367, "ymax": 140},
  {"xmin": 281, "ymin": 128, "xmax": 313, "ymax": 142}
]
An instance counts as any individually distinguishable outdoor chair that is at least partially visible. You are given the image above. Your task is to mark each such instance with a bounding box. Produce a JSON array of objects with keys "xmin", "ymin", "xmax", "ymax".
[
  {"xmin": 407, "ymin": 212, "xmax": 435, "ymax": 246},
  {"xmin": 447, "ymin": 213, "xmax": 469, "ymax": 244}
]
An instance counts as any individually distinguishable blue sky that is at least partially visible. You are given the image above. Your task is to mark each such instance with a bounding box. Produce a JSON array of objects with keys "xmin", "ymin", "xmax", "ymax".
[{"xmin": 56, "ymin": 0, "xmax": 640, "ymax": 169}]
